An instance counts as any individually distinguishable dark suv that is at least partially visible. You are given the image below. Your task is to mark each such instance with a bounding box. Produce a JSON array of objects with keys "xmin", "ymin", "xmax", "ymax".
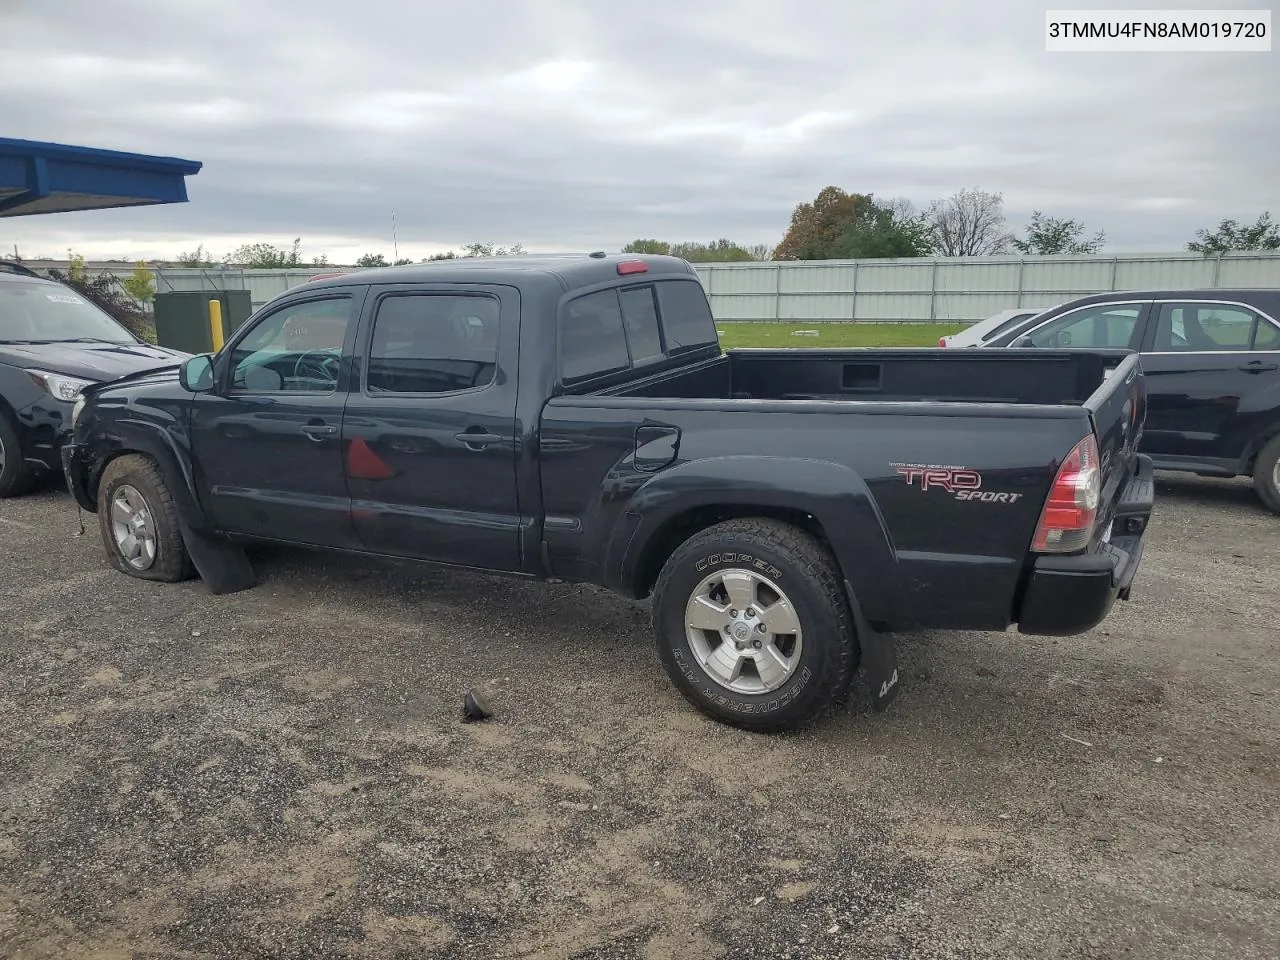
[
  {"xmin": 0, "ymin": 263, "xmax": 187, "ymax": 497},
  {"xmin": 986, "ymin": 288, "xmax": 1280, "ymax": 514}
]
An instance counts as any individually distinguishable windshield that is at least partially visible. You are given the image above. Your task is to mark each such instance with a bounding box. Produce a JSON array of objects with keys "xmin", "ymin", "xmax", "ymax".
[
  {"xmin": 981, "ymin": 310, "xmax": 1039, "ymax": 341},
  {"xmin": 0, "ymin": 281, "xmax": 137, "ymax": 344}
]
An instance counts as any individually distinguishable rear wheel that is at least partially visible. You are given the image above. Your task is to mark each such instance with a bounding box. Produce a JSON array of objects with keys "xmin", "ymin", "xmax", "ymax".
[
  {"xmin": 96, "ymin": 454, "xmax": 194, "ymax": 582},
  {"xmin": 651, "ymin": 518, "xmax": 859, "ymax": 733},
  {"xmin": 1252, "ymin": 435, "xmax": 1280, "ymax": 516},
  {"xmin": 0, "ymin": 413, "xmax": 36, "ymax": 499}
]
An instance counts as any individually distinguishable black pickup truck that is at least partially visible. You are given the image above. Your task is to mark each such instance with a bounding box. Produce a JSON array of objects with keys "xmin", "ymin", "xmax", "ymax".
[
  {"xmin": 62, "ymin": 253, "xmax": 1155, "ymax": 732},
  {"xmin": 985, "ymin": 288, "xmax": 1280, "ymax": 515}
]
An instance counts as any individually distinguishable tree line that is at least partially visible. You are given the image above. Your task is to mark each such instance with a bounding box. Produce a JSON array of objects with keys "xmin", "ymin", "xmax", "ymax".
[
  {"xmin": 169, "ymin": 239, "xmax": 528, "ymax": 269},
  {"xmin": 163, "ymin": 192, "xmax": 1279, "ymax": 268},
  {"xmin": 624, "ymin": 188, "xmax": 1279, "ymax": 262}
]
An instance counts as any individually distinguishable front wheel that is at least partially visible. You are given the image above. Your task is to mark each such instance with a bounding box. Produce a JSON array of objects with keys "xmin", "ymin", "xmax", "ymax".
[
  {"xmin": 651, "ymin": 518, "xmax": 859, "ymax": 733},
  {"xmin": 96, "ymin": 454, "xmax": 194, "ymax": 582},
  {"xmin": 1252, "ymin": 435, "xmax": 1280, "ymax": 516}
]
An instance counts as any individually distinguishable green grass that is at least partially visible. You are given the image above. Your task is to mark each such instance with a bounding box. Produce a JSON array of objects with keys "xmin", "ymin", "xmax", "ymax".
[{"xmin": 715, "ymin": 321, "xmax": 964, "ymax": 349}]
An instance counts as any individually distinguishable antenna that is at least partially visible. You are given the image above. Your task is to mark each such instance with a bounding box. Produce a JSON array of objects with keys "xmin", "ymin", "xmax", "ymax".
[{"xmin": 391, "ymin": 211, "xmax": 399, "ymax": 261}]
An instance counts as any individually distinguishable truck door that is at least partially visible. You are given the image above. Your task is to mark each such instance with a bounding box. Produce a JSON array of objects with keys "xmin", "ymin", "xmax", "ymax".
[
  {"xmin": 189, "ymin": 289, "xmax": 364, "ymax": 547},
  {"xmin": 1138, "ymin": 301, "xmax": 1280, "ymax": 470},
  {"xmin": 340, "ymin": 283, "xmax": 522, "ymax": 571}
]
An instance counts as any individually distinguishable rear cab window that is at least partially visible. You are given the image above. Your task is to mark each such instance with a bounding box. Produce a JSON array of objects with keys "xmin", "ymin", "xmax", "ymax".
[
  {"xmin": 618, "ymin": 287, "xmax": 663, "ymax": 362},
  {"xmin": 559, "ymin": 277, "xmax": 717, "ymax": 384}
]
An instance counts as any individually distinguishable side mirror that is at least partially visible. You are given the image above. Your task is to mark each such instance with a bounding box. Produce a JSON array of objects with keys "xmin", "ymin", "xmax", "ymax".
[
  {"xmin": 179, "ymin": 353, "xmax": 216, "ymax": 393},
  {"xmin": 1012, "ymin": 335, "xmax": 1035, "ymax": 348}
]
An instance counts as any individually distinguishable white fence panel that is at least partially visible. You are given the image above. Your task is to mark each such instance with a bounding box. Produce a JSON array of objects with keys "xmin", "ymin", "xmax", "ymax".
[{"xmin": 131, "ymin": 252, "xmax": 1280, "ymax": 324}]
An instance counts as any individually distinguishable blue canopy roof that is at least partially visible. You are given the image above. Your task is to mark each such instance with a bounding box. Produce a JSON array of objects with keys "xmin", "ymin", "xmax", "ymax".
[{"xmin": 0, "ymin": 137, "xmax": 202, "ymax": 217}]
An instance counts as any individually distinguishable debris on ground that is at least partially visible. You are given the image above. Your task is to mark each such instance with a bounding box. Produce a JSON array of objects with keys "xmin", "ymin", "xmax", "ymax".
[{"xmin": 462, "ymin": 687, "xmax": 494, "ymax": 722}]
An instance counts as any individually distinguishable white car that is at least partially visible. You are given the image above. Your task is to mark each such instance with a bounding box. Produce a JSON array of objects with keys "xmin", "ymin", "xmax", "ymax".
[{"xmin": 939, "ymin": 306, "xmax": 1056, "ymax": 348}]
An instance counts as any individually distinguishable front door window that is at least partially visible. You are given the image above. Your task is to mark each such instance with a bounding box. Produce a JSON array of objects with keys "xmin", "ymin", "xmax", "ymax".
[
  {"xmin": 227, "ymin": 297, "xmax": 352, "ymax": 393},
  {"xmin": 1025, "ymin": 304, "xmax": 1143, "ymax": 349}
]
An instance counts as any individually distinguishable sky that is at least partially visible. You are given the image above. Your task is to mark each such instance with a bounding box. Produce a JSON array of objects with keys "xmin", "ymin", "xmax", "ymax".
[{"xmin": 1, "ymin": 0, "xmax": 1277, "ymax": 263}]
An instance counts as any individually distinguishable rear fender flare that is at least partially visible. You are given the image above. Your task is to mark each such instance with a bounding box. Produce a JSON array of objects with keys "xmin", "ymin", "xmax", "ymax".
[{"xmin": 612, "ymin": 456, "xmax": 912, "ymax": 631}]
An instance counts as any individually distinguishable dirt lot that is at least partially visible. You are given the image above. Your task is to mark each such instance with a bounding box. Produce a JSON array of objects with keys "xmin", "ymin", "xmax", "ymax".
[{"xmin": 1, "ymin": 474, "xmax": 1277, "ymax": 960}]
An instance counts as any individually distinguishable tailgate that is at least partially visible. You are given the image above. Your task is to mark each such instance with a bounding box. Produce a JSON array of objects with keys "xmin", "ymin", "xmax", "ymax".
[{"xmin": 1083, "ymin": 352, "xmax": 1146, "ymax": 533}]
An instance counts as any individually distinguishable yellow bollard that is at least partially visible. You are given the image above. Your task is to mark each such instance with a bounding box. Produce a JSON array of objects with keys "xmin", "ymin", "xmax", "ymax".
[{"xmin": 209, "ymin": 298, "xmax": 225, "ymax": 351}]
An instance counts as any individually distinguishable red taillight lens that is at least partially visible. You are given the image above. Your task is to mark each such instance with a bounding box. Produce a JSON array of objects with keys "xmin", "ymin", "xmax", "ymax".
[
  {"xmin": 938, "ymin": 337, "xmax": 947, "ymax": 347},
  {"xmin": 1032, "ymin": 434, "xmax": 1101, "ymax": 553},
  {"xmin": 617, "ymin": 260, "xmax": 648, "ymax": 275}
]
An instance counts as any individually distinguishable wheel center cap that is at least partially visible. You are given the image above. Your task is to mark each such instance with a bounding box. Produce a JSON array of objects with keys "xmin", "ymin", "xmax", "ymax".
[{"xmin": 730, "ymin": 622, "xmax": 751, "ymax": 642}]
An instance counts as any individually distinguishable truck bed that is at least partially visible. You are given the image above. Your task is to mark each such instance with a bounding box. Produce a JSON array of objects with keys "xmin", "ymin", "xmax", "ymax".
[
  {"xmin": 602, "ymin": 347, "xmax": 1127, "ymax": 408},
  {"xmin": 542, "ymin": 347, "xmax": 1144, "ymax": 634}
]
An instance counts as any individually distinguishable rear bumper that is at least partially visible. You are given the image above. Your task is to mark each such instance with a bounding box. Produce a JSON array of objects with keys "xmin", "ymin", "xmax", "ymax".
[{"xmin": 1016, "ymin": 454, "xmax": 1154, "ymax": 636}]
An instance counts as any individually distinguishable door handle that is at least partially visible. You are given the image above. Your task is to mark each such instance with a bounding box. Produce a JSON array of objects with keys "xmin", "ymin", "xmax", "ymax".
[
  {"xmin": 455, "ymin": 429, "xmax": 502, "ymax": 450},
  {"xmin": 300, "ymin": 423, "xmax": 337, "ymax": 441},
  {"xmin": 1239, "ymin": 361, "xmax": 1279, "ymax": 373}
]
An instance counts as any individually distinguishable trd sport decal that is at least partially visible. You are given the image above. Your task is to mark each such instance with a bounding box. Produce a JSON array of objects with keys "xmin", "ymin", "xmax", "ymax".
[{"xmin": 890, "ymin": 463, "xmax": 1024, "ymax": 504}]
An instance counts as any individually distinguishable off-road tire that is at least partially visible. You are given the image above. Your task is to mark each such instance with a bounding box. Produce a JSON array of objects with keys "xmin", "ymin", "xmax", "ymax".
[
  {"xmin": 651, "ymin": 518, "xmax": 860, "ymax": 733},
  {"xmin": 96, "ymin": 454, "xmax": 194, "ymax": 582},
  {"xmin": 0, "ymin": 413, "xmax": 36, "ymax": 499},
  {"xmin": 1252, "ymin": 435, "xmax": 1280, "ymax": 516}
]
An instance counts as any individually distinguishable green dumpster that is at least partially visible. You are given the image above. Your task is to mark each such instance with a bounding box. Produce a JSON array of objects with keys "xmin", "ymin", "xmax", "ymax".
[{"xmin": 153, "ymin": 290, "xmax": 252, "ymax": 354}]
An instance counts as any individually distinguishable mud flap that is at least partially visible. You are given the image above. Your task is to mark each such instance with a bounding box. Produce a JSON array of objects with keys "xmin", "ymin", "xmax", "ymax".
[
  {"xmin": 844, "ymin": 579, "xmax": 901, "ymax": 712},
  {"xmin": 178, "ymin": 517, "xmax": 257, "ymax": 595}
]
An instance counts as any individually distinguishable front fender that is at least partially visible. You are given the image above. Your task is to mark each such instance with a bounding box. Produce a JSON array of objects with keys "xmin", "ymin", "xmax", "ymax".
[
  {"xmin": 610, "ymin": 455, "xmax": 913, "ymax": 632},
  {"xmin": 81, "ymin": 416, "xmax": 213, "ymax": 534}
]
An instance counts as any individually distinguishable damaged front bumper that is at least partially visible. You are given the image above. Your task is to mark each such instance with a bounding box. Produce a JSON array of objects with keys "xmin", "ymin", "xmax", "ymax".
[{"xmin": 61, "ymin": 442, "xmax": 96, "ymax": 512}]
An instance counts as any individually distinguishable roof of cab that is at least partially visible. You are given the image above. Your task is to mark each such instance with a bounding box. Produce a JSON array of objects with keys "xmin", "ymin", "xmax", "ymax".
[{"xmin": 299, "ymin": 252, "xmax": 700, "ymax": 293}]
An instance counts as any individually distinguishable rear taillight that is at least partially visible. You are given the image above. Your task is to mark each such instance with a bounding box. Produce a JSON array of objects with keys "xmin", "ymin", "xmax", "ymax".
[
  {"xmin": 938, "ymin": 337, "xmax": 947, "ymax": 347},
  {"xmin": 1032, "ymin": 434, "xmax": 1101, "ymax": 553}
]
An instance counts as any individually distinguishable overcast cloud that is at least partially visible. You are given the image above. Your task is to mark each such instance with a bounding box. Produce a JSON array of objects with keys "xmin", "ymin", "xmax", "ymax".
[{"xmin": 1, "ymin": 0, "xmax": 1277, "ymax": 262}]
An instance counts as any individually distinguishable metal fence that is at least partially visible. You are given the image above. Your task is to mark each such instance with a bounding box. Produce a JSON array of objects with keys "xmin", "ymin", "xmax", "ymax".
[
  {"xmin": 688, "ymin": 251, "xmax": 1280, "ymax": 323},
  {"xmin": 138, "ymin": 251, "xmax": 1280, "ymax": 324},
  {"xmin": 151, "ymin": 267, "xmax": 328, "ymax": 312}
]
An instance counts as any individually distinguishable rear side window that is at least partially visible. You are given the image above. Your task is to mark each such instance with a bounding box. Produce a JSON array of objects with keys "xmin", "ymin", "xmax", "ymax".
[
  {"xmin": 560, "ymin": 290, "xmax": 630, "ymax": 382},
  {"xmin": 1153, "ymin": 303, "xmax": 1248, "ymax": 352},
  {"xmin": 655, "ymin": 278, "xmax": 717, "ymax": 351},
  {"xmin": 559, "ymin": 276, "xmax": 717, "ymax": 383},
  {"xmin": 1255, "ymin": 318, "xmax": 1280, "ymax": 350},
  {"xmin": 366, "ymin": 293, "xmax": 498, "ymax": 394}
]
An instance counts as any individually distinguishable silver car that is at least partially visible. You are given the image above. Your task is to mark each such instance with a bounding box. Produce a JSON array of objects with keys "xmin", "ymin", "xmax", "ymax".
[{"xmin": 939, "ymin": 306, "xmax": 1056, "ymax": 348}]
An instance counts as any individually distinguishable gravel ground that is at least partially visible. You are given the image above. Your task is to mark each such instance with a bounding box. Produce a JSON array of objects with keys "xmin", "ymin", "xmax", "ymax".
[{"xmin": 1, "ymin": 474, "xmax": 1277, "ymax": 959}]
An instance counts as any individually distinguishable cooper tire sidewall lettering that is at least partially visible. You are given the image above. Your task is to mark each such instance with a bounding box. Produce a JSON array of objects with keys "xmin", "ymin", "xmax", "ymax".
[{"xmin": 693, "ymin": 552, "xmax": 783, "ymax": 581}]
